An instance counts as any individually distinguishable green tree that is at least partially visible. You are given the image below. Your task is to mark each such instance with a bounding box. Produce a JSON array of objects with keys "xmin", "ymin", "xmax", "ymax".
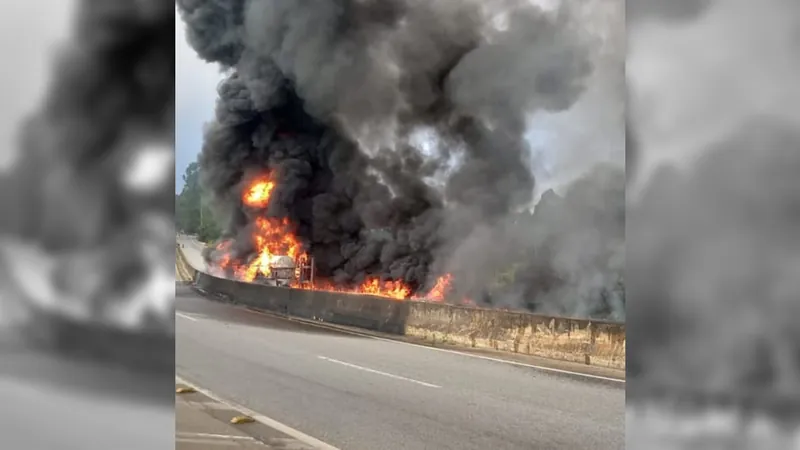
[
  {"xmin": 175, "ymin": 162, "xmax": 200, "ymax": 233},
  {"xmin": 175, "ymin": 161, "xmax": 222, "ymax": 241},
  {"xmin": 197, "ymin": 209, "xmax": 222, "ymax": 242}
]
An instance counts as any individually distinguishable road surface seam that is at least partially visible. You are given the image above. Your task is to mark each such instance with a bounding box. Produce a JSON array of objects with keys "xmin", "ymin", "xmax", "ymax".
[{"xmin": 176, "ymin": 375, "xmax": 341, "ymax": 450}]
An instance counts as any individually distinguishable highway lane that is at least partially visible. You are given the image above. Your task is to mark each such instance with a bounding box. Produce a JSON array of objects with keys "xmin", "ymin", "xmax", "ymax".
[
  {"xmin": 177, "ymin": 236, "xmax": 206, "ymax": 272},
  {"xmin": 176, "ymin": 284, "xmax": 625, "ymax": 450},
  {"xmin": 0, "ymin": 328, "xmax": 173, "ymax": 450},
  {"xmin": 0, "ymin": 245, "xmax": 175, "ymax": 449}
]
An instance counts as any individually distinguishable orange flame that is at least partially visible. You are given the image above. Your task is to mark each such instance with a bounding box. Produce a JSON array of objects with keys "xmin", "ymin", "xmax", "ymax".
[
  {"xmin": 291, "ymin": 276, "xmax": 412, "ymax": 300},
  {"xmin": 213, "ymin": 173, "xmax": 473, "ymax": 302},
  {"xmin": 242, "ymin": 176, "xmax": 275, "ymax": 209},
  {"xmin": 416, "ymin": 273, "xmax": 453, "ymax": 301}
]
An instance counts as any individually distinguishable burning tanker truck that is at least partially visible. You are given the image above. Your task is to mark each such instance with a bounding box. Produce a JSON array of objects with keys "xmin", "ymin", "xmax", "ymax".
[
  {"xmin": 201, "ymin": 173, "xmax": 452, "ymax": 301},
  {"xmin": 180, "ymin": 0, "xmax": 607, "ymax": 311},
  {"xmin": 205, "ymin": 245, "xmax": 315, "ymax": 289},
  {"xmin": 263, "ymin": 255, "xmax": 303, "ymax": 288},
  {"xmin": 201, "ymin": 174, "xmax": 317, "ymax": 289}
]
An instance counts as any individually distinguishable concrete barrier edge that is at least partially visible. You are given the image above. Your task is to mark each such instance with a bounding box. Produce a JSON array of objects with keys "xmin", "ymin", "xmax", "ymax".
[{"xmin": 178, "ymin": 245, "xmax": 625, "ymax": 370}]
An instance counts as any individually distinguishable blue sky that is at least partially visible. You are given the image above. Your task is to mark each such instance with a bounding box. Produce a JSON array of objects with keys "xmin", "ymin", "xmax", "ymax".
[{"xmin": 175, "ymin": 15, "xmax": 224, "ymax": 193}]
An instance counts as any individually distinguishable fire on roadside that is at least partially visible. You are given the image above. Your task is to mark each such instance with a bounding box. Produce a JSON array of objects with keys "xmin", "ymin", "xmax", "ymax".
[{"xmin": 209, "ymin": 173, "xmax": 473, "ymax": 303}]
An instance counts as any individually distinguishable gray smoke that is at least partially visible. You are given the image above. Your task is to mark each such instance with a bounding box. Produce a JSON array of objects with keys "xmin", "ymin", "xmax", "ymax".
[
  {"xmin": 179, "ymin": 0, "xmax": 623, "ymax": 313},
  {"xmin": 4, "ymin": 1, "xmax": 174, "ymax": 242},
  {"xmin": 627, "ymin": 0, "xmax": 714, "ymax": 23},
  {"xmin": 626, "ymin": 2, "xmax": 800, "ymax": 446},
  {"xmin": 0, "ymin": 0, "xmax": 175, "ymax": 335},
  {"xmin": 627, "ymin": 0, "xmax": 800, "ymax": 402},
  {"xmin": 628, "ymin": 119, "xmax": 800, "ymax": 386},
  {"xmin": 440, "ymin": 163, "xmax": 624, "ymax": 319}
]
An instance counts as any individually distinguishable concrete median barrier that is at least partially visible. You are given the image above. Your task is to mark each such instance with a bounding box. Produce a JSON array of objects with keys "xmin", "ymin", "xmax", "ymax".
[
  {"xmin": 177, "ymin": 243, "xmax": 625, "ymax": 369},
  {"xmin": 175, "ymin": 243, "xmax": 197, "ymax": 283},
  {"xmin": 194, "ymin": 270, "xmax": 410, "ymax": 335},
  {"xmin": 405, "ymin": 302, "xmax": 625, "ymax": 369}
]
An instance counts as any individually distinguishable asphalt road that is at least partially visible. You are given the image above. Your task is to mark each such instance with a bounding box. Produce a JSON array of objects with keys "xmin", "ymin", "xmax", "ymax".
[
  {"xmin": 178, "ymin": 237, "xmax": 206, "ymax": 272},
  {"xmin": 0, "ymin": 245, "xmax": 174, "ymax": 450},
  {"xmin": 176, "ymin": 283, "xmax": 625, "ymax": 450},
  {"xmin": 0, "ymin": 328, "xmax": 174, "ymax": 450}
]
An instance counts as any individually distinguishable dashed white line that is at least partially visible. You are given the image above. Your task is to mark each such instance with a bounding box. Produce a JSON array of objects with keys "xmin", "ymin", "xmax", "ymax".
[
  {"xmin": 175, "ymin": 375, "xmax": 340, "ymax": 450},
  {"xmin": 180, "ymin": 255, "xmax": 624, "ymax": 384},
  {"xmin": 318, "ymin": 356, "xmax": 442, "ymax": 389},
  {"xmin": 176, "ymin": 312, "xmax": 199, "ymax": 322},
  {"xmin": 175, "ymin": 437, "xmax": 252, "ymax": 447},
  {"xmin": 176, "ymin": 432, "xmax": 256, "ymax": 441},
  {"xmin": 243, "ymin": 306, "xmax": 624, "ymax": 384}
]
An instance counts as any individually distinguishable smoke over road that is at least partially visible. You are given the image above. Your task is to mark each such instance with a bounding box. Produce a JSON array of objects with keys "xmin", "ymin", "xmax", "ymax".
[
  {"xmin": 0, "ymin": 1, "xmax": 176, "ymax": 448},
  {"xmin": 0, "ymin": 0, "xmax": 175, "ymax": 332},
  {"xmin": 178, "ymin": 0, "xmax": 623, "ymax": 318},
  {"xmin": 626, "ymin": 1, "xmax": 800, "ymax": 439}
]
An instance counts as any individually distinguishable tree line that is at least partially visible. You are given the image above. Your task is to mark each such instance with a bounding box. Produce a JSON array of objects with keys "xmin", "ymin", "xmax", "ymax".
[{"xmin": 175, "ymin": 161, "xmax": 222, "ymax": 242}]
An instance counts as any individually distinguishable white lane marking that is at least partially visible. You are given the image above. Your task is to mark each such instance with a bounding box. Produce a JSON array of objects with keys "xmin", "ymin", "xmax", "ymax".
[
  {"xmin": 176, "ymin": 432, "xmax": 256, "ymax": 441},
  {"xmin": 175, "ymin": 375, "xmax": 340, "ymax": 450},
  {"xmin": 243, "ymin": 307, "xmax": 624, "ymax": 384},
  {"xmin": 175, "ymin": 437, "xmax": 242, "ymax": 446},
  {"xmin": 318, "ymin": 356, "xmax": 442, "ymax": 388},
  {"xmin": 176, "ymin": 312, "xmax": 199, "ymax": 322}
]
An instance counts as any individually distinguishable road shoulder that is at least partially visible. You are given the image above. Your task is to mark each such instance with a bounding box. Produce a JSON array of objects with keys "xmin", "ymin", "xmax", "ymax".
[
  {"xmin": 237, "ymin": 302, "xmax": 625, "ymax": 383},
  {"xmin": 176, "ymin": 379, "xmax": 329, "ymax": 449}
]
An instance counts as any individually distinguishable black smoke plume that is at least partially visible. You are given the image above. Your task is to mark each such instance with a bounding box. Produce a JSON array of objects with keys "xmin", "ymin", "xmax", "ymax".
[
  {"xmin": 0, "ymin": 0, "xmax": 174, "ymax": 334},
  {"xmin": 627, "ymin": 118, "xmax": 800, "ymax": 401},
  {"xmin": 178, "ymin": 0, "xmax": 604, "ymax": 300},
  {"xmin": 3, "ymin": 1, "xmax": 174, "ymax": 238}
]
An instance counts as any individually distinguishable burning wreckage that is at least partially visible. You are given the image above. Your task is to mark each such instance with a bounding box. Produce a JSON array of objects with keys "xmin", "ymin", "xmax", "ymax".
[
  {"xmin": 203, "ymin": 172, "xmax": 458, "ymax": 302},
  {"xmin": 182, "ymin": 0, "xmax": 623, "ymax": 318}
]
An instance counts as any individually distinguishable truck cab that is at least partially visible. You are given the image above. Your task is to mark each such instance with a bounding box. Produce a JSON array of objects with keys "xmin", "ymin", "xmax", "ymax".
[{"xmin": 254, "ymin": 255, "xmax": 296, "ymax": 287}]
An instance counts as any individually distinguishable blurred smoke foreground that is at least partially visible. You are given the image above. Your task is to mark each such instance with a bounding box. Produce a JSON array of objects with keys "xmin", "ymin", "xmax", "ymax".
[
  {"xmin": 0, "ymin": 0, "xmax": 174, "ymax": 366},
  {"xmin": 177, "ymin": 0, "xmax": 625, "ymax": 320},
  {"xmin": 627, "ymin": 0, "xmax": 800, "ymax": 446}
]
